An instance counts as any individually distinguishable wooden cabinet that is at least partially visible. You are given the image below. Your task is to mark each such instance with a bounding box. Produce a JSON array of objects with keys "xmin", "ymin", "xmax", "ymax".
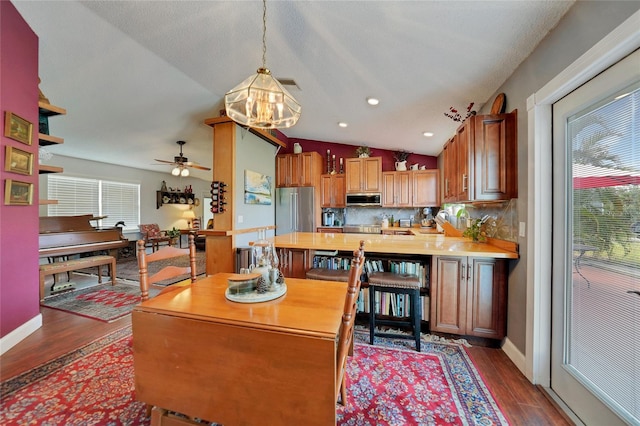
[
  {"xmin": 412, "ymin": 169, "xmax": 440, "ymax": 207},
  {"xmin": 278, "ymin": 248, "xmax": 311, "ymax": 279},
  {"xmin": 381, "ymin": 229, "xmax": 411, "ymax": 235},
  {"xmin": 320, "ymin": 174, "xmax": 345, "ymax": 207},
  {"xmin": 430, "ymin": 256, "xmax": 507, "ymax": 339},
  {"xmin": 382, "ymin": 171, "xmax": 412, "ymax": 207},
  {"xmin": 276, "ymin": 152, "xmax": 322, "ymax": 187},
  {"xmin": 442, "ymin": 111, "xmax": 517, "ymax": 202},
  {"xmin": 345, "ymin": 157, "xmax": 382, "ymax": 193}
]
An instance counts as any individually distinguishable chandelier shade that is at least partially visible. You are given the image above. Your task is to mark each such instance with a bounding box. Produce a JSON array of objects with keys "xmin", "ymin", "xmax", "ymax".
[{"xmin": 224, "ymin": 0, "xmax": 301, "ymax": 129}]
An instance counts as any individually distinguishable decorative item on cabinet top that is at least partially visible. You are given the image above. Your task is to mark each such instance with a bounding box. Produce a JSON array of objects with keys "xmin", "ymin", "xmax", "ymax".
[
  {"xmin": 355, "ymin": 145, "xmax": 370, "ymax": 158},
  {"xmin": 156, "ymin": 191, "xmax": 195, "ymax": 209}
]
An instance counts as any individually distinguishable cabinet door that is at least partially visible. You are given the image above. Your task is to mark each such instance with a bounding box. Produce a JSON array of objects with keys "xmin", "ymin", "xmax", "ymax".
[
  {"xmin": 345, "ymin": 158, "xmax": 363, "ymax": 192},
  {"xmin": 430, "ymin": 256, "xmax": 467, "ymax": 335},
  {"xmin": 382, "ymin": 172, "xmax": 396, "ymax": 206},
  {"xmin": 279, "ymin": 248, "xmax": 309, "ymax": 279},
  {"xmin": 320, "ymin": 175, "xmax": 332, "ymax": 207},
  {"xmin": 362, "ymin": 157, "xmax": 382, "ymax": 192},
  {"xmin": 298, "ymin": 153, "xmax": 315, "ymax": 186},
  {"xmin": 466, "ymin": 258, "xmax": 507, "ymax": 339},
  {"xmin": 455, "ymin": 120, "xmax": 472, "ymax": 201},
  {"xmin": 472, "ymin": 112, "xmax": 517, "ymax": 201},
  {"xmin": 442, "ymin": 138, "xmax": 455, "ymax": 202},
  {"xmin": 320, "ymin": 174, "xmax": 345, "ymax": 207},
  {"xmin": 412, "ymin": 170, "xmax": 439, "ymax": 207},
  {"xmin": 332, "ymin": 174, "xmax": 346, "ymax": 207},
  {"xmin": 396, "ymin": 171, "xmax": 412, "ymax": 206},
  {"xmin": 276, "ymin": 155, "xmax": 291, "ymax": 187}
]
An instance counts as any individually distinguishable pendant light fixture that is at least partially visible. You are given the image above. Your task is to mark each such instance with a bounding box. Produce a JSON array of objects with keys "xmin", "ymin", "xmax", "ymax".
[{"xmin": 224, "ymin": 0, "xmax": 301, "ymax": 129}]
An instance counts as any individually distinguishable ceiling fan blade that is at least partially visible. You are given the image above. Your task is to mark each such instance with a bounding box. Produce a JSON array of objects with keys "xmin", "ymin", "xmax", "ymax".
[
  {"xmin": 154, "ymin": 159, "xmax": 176, "ymax": 165},
  {"xmin": 189, "ymin": 164, "xmax": 212, "ymax": 171}
]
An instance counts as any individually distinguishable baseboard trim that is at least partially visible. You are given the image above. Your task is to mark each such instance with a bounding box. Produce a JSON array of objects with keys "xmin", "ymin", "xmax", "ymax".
[
  {"xmin": 501, "ymin": 337, "xmax": 527, "ymax": 376},
  {"xmin": 0, "ymin": 314, "xmax": 42, "ymax": 356}
]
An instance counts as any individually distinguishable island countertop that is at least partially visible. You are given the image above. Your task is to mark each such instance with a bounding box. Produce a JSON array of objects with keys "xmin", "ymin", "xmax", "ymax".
[{"xmin": 269, "ymin": 232, "xmax": 519, "ymax": 259}]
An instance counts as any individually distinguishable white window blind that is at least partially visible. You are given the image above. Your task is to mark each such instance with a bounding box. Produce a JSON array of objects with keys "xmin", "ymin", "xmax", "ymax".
[
  {"xmin": 47, "ymin": 176, "xmax": 99, "ymax": 217},
  {"xmin": 568, "ymin": 81, "xmax": 639, "ymax": 422},
  {"xmin": 47, "ymin": 175, "xmax": 140, "ymax": 231}
]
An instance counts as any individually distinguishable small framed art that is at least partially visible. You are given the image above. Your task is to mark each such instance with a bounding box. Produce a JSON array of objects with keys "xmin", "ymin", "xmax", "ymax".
[
  {"xmin": 5, "ymin": 146, "xmax": 33, "ymax": 175},
  {"xmin": 4, "ymin": 111, "xmax": 33, "ymax": 145},
  {"xmin": 4, "ymin": 179, "xmax": 33, "ymax": 205}
]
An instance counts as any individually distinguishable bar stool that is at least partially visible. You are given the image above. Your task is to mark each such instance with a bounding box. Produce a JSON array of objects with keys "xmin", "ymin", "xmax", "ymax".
[
  {"xmin": 305, "ymin": 268, "xmax": 350, "ymax": 282},
  {"xmin": 368, "ymin": 271, "xmax": 421, "ymax": 351}
]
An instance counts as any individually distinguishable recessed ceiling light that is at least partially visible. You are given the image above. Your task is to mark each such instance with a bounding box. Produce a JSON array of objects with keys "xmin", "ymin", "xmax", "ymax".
[
  {"xmin": 338, "ymin": 122, "xmax": 348, "ymax": 128},
  {"xmin": 423, "ymin": 131, "xmax": 434, "ymax": 137},
  {"xmin": 366, "ymin": 97, "xmax": 379, "ymax": 106}
]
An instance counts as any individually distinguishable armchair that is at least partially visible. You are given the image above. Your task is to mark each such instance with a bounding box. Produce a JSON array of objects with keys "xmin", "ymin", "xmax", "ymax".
[{"xmin": 139, "ymin": 224, "xmax": 172, "ymax": 252}]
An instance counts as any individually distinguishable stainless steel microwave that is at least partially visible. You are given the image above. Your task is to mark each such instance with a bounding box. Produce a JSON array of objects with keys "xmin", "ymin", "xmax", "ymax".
[{"xmin": 345, "ymin": 193, "xmax": 382, "ymax": 206}]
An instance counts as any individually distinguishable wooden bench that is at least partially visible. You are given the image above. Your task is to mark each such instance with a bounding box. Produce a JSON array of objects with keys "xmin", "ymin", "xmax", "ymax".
[{"xmin": 39, "ymin": 255, "xmax": 116, "ymax": 300}]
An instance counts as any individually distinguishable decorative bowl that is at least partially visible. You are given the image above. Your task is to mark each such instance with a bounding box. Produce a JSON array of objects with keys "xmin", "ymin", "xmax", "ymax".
[{"xmin": 227, "ymin": 273, "xmax": 260, "ymax": 295}]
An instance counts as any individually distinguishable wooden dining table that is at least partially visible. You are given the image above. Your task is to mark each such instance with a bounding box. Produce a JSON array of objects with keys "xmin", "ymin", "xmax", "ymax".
[{"xmin": 132, "ymin": 273, "xmax": 347, "ymax": 426}]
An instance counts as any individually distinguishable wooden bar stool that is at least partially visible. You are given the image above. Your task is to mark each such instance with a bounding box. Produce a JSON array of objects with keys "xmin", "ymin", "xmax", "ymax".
[
  {"xmin": 368, "ymin": 271, "xmax": 421, "ymax": 351},
  {"xmin": 305, "ymin": 268, "xmax": 350, "ymax": 282}
]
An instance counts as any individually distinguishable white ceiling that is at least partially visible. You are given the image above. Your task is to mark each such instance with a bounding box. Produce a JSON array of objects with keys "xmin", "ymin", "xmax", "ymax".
[{"xmin": 14, "ymin": 0, "xmax": 574, "ymax": 181}]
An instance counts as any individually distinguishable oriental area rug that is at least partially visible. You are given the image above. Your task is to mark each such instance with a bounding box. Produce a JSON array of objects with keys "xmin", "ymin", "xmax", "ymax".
[
  {"xmin": 0, "ymin": 327, "xmax": 510, "ymax": 426},
  {"xmin": 81, "ymin": 251, "xmax": 206, "ymax": 285},
  {"xmin": 40, "ymin": 284, "xmax": 158, "ymax": 322}
]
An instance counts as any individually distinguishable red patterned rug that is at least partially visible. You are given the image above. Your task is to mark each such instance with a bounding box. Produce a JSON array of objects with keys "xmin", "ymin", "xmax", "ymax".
[{"xmin": 0, "ymin": 328, "xmax": 509, "ymax": 425}]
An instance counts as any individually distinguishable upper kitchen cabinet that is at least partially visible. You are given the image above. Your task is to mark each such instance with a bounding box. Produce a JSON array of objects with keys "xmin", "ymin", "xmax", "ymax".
[
  {"xmin": 276, "ymin": 152, "xmax": 322, "ymax": 188},
  {"xmin": 345, "ymin": 157, "xmax": 382, "ymax": 193},
  {"xmin": 382, "ymin": 171, "xmax": 412, "ymax": 207},
  {"xmin": 442, "ymin": 110, "xmax": 517, "ymax": 203},
  {"xmin": 412, "ymin": 169, "xmax": 440, "ymax": 207},
  {"xmin": 320, "ymin": 174, "xmax": 346, "ymax": 208}
]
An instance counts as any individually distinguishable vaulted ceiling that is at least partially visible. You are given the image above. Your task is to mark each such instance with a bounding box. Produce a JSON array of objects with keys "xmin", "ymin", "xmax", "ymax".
[{"xmin": 14, "ymin": 1, "xmax": 574, "ymax": 180}]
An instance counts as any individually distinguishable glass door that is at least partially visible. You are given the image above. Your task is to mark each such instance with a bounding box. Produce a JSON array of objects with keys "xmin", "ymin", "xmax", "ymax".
[{"xmin": 551, "ymin": 49, "xmax": 639, "ymax": 425}]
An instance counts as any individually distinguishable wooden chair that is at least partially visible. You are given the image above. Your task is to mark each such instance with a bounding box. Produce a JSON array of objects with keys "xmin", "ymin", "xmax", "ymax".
[
  {"xmin": 137, "ymin": 234, "xmax": 197, "ymax": 301},
  {"xmin": 336, "ymin": 240, "xmax": 365, "ymax": 406}
]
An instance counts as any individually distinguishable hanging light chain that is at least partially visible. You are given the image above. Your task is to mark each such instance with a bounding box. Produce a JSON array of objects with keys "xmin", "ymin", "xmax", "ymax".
[{"xmin": 262, "ymin": 0, "xmax": 267, "ymax": 69}]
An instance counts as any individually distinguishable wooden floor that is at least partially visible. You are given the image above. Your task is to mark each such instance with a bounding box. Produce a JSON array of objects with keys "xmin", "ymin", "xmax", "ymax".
[{"xmin": 1, "ymin": 297, "xmax": 572, "ymax": 425}]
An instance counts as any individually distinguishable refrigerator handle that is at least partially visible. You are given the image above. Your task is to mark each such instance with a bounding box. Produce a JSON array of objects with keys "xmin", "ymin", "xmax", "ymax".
[{"xmin": 292, "ymin": 192, "xmax": 298, "ymax": 231}]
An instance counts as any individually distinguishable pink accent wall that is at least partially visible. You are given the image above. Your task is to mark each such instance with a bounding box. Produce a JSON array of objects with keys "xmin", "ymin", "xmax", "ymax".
[
  {"xmin": 281, "ymin": 138, "xmax": 438, "ymax": 173},
  {"xmin": 1, "ymin": 1, "xmax": 41, "ymax": 337}
]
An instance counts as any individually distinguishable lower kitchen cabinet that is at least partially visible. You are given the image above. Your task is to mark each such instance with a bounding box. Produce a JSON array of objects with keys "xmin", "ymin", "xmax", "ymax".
[
  {"xmin": 277, "ymin": 248, "xmax": 311, "ymax": 279},
  {"xmin": 430, "ymin": 256, "xmax": 506, "ymax": 339}
]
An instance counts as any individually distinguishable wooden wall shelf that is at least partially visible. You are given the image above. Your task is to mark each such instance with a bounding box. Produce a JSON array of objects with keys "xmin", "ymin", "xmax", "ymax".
[
  {"xmin": 38, "ymin": 133, "xmax": 64, "ymax": 146},
  {"xmin": 39, "ymin": 165, "xmax": 64, "ymax": 174}
]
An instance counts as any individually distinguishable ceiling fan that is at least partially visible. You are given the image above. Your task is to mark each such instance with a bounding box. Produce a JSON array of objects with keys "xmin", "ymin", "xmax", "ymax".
[{"xmin": 154, "ymin": 140, "xmax": 211, "ymax": 177}]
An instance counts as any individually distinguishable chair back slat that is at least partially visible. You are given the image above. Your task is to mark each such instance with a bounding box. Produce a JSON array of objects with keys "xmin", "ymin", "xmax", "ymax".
[{"xmin": 137, "ymin": 234, "xmax": 197, "ymax": 301}]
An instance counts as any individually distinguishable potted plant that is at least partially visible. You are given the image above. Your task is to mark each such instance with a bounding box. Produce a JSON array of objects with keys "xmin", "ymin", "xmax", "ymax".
[
  {"xmin": 462, "ymin": 217, "xmax": 488, "ymax": 243},
  {"xmin": 355, "ymin": 146, "xmax": 370, "ymax": 158},
  {"xmin": 166, "ymin": 227, "xmax": 181, "ymax": 245}
]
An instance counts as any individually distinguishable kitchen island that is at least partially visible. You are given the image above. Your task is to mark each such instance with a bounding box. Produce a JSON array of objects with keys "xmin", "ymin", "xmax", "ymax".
[
  {"xmin": 269, "ymin": 232, "xmax": 519, "ymax": 259},
  {"xmin": 270, "ymin": 231, "xmax": 518, "ymax": 341}
]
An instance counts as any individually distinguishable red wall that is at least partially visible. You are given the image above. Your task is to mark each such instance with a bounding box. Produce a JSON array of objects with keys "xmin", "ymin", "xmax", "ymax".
[
  {"xmin": 0, "ymin": 1, "xmax": 40, "ymax": 337},
  {"xmin": 281, "ymin": 138, "xmax": 438, "ymax": 173}
]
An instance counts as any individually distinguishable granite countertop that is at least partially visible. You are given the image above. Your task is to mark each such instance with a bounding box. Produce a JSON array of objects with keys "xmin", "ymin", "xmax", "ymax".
[{"xmin": 269, "ymin": 232, "xmax": 519, "ymax": 259}]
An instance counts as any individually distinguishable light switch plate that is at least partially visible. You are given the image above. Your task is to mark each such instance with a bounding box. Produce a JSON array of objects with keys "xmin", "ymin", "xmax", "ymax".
[
  {"xmin": 238, "ymin": 215, "xmax": 244, "ymax": 224},
  {"xmin": 519, "ymin": 222, "xmax": 526, "ymax": 237}
]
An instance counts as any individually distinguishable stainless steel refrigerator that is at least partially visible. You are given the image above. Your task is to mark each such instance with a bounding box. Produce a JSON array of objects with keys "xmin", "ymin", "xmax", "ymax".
[{"xmin": 275, "ymin": 187, "xmax": 316, "ymax": 235}]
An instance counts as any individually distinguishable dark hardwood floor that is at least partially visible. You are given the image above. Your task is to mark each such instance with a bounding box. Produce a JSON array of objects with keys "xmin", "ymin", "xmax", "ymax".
[{"xmin": 1, "ymin": 295, "xmax": 572, "ymax": 425}]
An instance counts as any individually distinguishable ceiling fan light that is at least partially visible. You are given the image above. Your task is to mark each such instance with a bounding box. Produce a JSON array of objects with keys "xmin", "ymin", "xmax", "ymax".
[
  {"xmin": 180, "ymin": 168, "xmax": 190, "ymax": 177},
  {"xmin": 171, "ymin": 167, "xmax": 181, "ymax": 176}
]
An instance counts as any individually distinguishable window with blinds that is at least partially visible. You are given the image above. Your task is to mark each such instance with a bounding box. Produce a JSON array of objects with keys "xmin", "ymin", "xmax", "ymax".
[{"xmin": 48, "ymin": 175, "xmax": 140, "ymax": 231}]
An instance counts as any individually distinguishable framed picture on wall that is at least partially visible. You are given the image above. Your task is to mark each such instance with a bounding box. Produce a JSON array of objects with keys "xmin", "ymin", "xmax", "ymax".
[
  {"xmin": 244, "ymin": 169, "xmax": 272, "ymax": 205},
  {"xmin": 4, "ymin": 146, "xmax": 33, "ymax": 175},
  {"xmin": 4, "ymin": 111, "xmax": 33, "ymax": 145},
  {"xmin": 4, "ymin": 179, "xmax": 33, "ymax": 205}
]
